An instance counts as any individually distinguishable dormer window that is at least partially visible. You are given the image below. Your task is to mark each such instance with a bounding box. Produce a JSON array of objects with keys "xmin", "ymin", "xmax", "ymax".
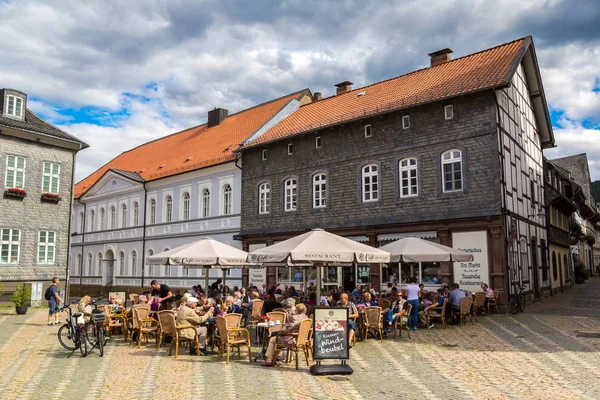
[{"xmin": 6, "ymin": 95, "xmax": 23, "ymax": 119}]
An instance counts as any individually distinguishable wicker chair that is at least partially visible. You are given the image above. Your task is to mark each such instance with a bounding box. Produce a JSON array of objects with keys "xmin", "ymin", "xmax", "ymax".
[
  {"xmin": 250, "ymin": 299, "xmax": 264, "ymax": 323},
  {"xmin": 274, "ymin": 319, "xmax": 313, "ymax": 370},
  {"xmin": 215, "ymin": 316, "xmax": 252, "ymax": 364},
  {"xmin": 273, "ymin": 308, "xmax": 287, "ymax": 313},
  {"xmin": 133, "ymin": 307, "xmax": 159, "ymax": 348},
  {"xmin": 459, "ymin": 297, "xmax": 474, "ymax": 326},
  {"xmin": 473, "ymin": 292, "xmax": 486, "ymax": 319},
  {"xmin": 157, "ymin": 310, "xmax": 199, "ymax": 358},
  {"xmin": 487, "ymin": 290, "xmax": 500, "ymax": 315},
  {"xmin": 363, "ymin": 306, "xmax": 384, "ymax": 342},
  {"xmin": 129, "ymin": 293, "xmax": 139, "ymax": 305},
  {"xmin": 103, "ymin": 305, "xmax": 128, "ymax": 340},
  {"xmin": 393, "ymin": 303, "xmax": 412, "ymax": 339},
  {"xmin": 379, "ymin": 299, "xmax": 391, "ymax": 312},
  {"xmin": 427, "ymin": 298, "xmax": 448, "ymax": 329},
  {"xmin": 213, "ymin": 313, "xmax": 243, "ymax": 352}
]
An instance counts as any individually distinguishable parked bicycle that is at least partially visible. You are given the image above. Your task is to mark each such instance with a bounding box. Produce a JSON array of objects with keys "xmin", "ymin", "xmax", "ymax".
[
  {"xmin": 510, "ymin": 284, "xmax": 526, "ymax": 315},
  {"xmin": 85, "ymin": 297, "xmax": 107, "ymax": 357},
  {"xmin": 57, "ymin": 301, "xmax": 88, "ymax": 357}
]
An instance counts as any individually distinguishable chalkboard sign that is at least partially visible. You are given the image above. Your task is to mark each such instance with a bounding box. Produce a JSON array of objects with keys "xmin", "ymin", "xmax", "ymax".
[{"xmin": 312, "ymin": 307, "xmax": 349, "ymax": 360}]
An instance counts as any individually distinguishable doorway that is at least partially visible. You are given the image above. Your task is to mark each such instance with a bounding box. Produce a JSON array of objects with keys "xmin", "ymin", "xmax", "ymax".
[{"xmin": 531, "ymin": 238, "xmax": 540, "ymax": 298}]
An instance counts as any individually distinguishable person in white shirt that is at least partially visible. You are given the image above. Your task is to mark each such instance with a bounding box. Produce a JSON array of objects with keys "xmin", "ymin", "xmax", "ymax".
[{"xmin": 405, "ymin": 276, "xmax": 421, "ymax": 331}]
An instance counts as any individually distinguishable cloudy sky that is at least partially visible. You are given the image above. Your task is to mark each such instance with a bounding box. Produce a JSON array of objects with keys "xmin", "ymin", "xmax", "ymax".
[{"xmin": 1, "ymin": 0, "xmax": 599, "ymax": 181}]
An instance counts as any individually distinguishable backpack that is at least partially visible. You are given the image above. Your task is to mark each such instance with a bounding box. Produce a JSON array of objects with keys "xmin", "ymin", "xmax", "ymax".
[{"xmin": 44, "ymin": 286, "xmax": 53, "ymax": 300}]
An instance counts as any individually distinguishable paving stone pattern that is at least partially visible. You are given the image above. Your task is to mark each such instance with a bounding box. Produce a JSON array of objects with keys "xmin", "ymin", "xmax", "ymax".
[{"xmin": 1, "ymin": 279, "xmax": 599, "ymax": 399}]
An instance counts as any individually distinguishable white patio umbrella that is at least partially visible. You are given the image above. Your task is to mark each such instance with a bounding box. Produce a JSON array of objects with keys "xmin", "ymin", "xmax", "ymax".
[
  {"xmin": 146, "ymin": 237, "xmax": 257, "ymax": 291},
  {"xmin": 379, "ymin": 237, "xmax": 474, "ymax": 263},
  {"xmin": 248, "ymin": 229, "xmax": 390, "ymax": 302}
]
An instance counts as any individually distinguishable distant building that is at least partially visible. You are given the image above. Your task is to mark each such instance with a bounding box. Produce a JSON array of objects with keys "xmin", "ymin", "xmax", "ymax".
[
  {"xmin": 0, "ymin": 88, "xmax": 88, "ymax": 301},
  {"xmin": 69, "ymin": 90, "xmax": 312, "ymax": 296},
  {"xmin": 238, "ymin": 37, "xmax": 555, "ymax": 311}
]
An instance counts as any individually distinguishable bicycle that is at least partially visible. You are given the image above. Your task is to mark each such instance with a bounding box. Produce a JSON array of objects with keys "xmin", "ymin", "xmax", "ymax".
[
  {"xmin": 85, "ymin": 297, "xmax": 107, "ymax": 357},
  {"xmin": 57, "ymin": 301, "xmax": 88, "ymax": 357},
  {"xmin": 509, "ymin": 284, "xmax": 526, "ymax": 315}
]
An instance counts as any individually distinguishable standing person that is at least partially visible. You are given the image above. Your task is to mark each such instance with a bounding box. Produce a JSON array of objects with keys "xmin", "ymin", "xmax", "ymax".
[
  {"xmin": 405, "ymin": 277, "xmax": 421, "ymax": 331},
  {"xmin": 209, "ymin": 279, "xmax": 222, "ymax": 297},
  {"xmin": 47, "ymin": 277, "xmax": 64, "ymax": 326},
  {"xmin": 150, "ymin": 280, "xmax": 174, "ymax": 310}
]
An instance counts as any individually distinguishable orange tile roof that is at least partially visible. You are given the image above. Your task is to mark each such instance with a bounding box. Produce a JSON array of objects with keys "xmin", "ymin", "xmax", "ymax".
[
  {"xmin": 245, "ymin": 37, "xmax": 528, "ymax": 148},
  {"xmin": 74, "ymin": 90, "xmax": 309, "ymax": 199}
]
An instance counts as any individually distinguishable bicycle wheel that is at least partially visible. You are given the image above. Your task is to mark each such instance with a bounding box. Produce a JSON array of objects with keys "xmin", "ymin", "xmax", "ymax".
[
  {"xmin": 519, "ymin": 295, "xmax": 525, "ymax": 312},
  {"xmin": 58, "ymin": 324, "xmax": 77, "ymax": 351},
  {"xmin": 97, "ymin": 328, "xmax": 105, "ymax": 357},
  {"xmin": 509, "ymin": 297, "xmax": 519, "ymax": 315},
  {"xmin": 78, "ymin": 326, "xmax": 88, "ymax": 357}
]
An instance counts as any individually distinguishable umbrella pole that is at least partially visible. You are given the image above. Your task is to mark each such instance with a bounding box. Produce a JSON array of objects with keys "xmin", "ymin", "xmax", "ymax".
[
  {"xmin": 303, "ymin": 267, "xmax": 308, "ymax": 299},
  {"xmin": 222, "ymin": 269, "xmax": 226, "ymax": 289},
  {"xmin": 204, "ymin": 267, "xmax": 209, "ymax": 295},
  {"xmin": 316, "ymin": 263, "xmax": 322, "ymax": 306}
]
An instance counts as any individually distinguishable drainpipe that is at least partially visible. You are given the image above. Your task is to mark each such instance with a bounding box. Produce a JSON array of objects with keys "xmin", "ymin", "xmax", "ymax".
[
  {"xmin": 140, "ymin": 182, "xmax": 148, "ymax": 290},
  {"xmin": 77, "ymin": 198, "xmax": 87, "ymax": 292},
  {"xmin": 65, "ymin": 148, "xmax": 80, "ymax": 303}
]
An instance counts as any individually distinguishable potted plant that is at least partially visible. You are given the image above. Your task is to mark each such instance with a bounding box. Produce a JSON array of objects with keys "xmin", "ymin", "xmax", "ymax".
[
  {"xmin": 41, "ymin": 192, "xmax": 61, "ymax": 202},
  {"xmin": 4, "ymin": 187, "xmax": 27, "ymax": 199},
  {"xmin": 10, "ymin": 284, "xmax": 31, "ymax": 315}
]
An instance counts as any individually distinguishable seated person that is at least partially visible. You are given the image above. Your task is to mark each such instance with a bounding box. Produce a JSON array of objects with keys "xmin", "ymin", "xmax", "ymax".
[
  {"xmin": 481, "ymin": 283, "xmax": 494, "ymax": 298},
  {"xmin": 261, "ymin": 304, "xmax": 309, "ymax": 367},
  {"xmin": 418, "ymin": 284, "xmax": 425, "ymax": 298},
  {"xmin": 418, "ymin": 289, "xmax": 445, "ymax": 329},
  {"xmin": 338, "ymin": 293, "xmax": 358, "ymax": 345},
  {"xmin": 289, "ymin": 286, "xmax": 299, "ymax": 297},
  {"xmin": 386, "ymin": 290, "xmax": 409, "ymax": 332},
  {"xmin": 448, "ymin": 283, "xmax": 465, "ymax": 314},
  {"xmin": 225, "ymin": 296, "xmax": 242, "ymax": 314},
  {"xmin": 262, "ymin": 294, "xmax": 281, "ymax": 314},
  {"xmin": 176, "ymin": 296, "xmax": 214, "ymax": 355},
  {"xmin": 351, "ymin": 285, "xmax": 362, "ymax": 304},
  {"xmin": 304, "ymin": 292, "xmax": 317, "ymax": 306},
  {"xmin": 78, "ymin": 296, "xmax": 93, "ymax": 323},
  {"xmin": 358, "ymin": 291, "xmax": 377, "ymax": 307},
  {"xmin": 107, "ymin": 295, "xmax": 124, "ymax": 314},
  {"xmin": 283, "ymin": 297, "xmax": 296, "ymax": 321},
  {"xmin": 433, "ymin": 274, "xmax": 442, "ymax": 284}
]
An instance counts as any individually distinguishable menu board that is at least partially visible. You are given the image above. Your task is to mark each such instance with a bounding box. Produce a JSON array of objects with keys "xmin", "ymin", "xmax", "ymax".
[{"xmin": 312, "ymin": 307, "xmax": 349, "ymax": 360}]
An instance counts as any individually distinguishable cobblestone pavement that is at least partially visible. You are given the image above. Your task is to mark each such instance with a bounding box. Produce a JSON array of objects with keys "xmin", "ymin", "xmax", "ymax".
[{"xmin": 1, "ymin": 279, "xmax": 599, "ymax": 400}]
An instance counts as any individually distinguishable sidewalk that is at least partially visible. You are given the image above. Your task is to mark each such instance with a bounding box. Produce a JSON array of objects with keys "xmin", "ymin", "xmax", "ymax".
[{"xmin": 527, "ymin": 276, "xmax": 600, "ymax": 318}]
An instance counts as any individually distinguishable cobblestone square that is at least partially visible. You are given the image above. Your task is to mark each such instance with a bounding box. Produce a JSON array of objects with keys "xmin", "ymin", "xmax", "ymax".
[{"xmin": 1, "ymin": 279, "xmax": 599, "ymax": 400}]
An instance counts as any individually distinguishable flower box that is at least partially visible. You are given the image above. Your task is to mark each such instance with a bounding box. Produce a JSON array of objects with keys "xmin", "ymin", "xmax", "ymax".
[
  {"xmin": 4, "ymin": 188, "xmax": 26, "ymax": 199},
  {"xmin": 41, "ymin": 193, "xmax": 61, "ymax": 203}
]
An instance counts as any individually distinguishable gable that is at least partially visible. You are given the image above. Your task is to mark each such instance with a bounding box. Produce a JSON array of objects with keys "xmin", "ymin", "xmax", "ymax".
[{"xmin": 81, "ymin": 170, "xmax": 143, "ymax": 200}]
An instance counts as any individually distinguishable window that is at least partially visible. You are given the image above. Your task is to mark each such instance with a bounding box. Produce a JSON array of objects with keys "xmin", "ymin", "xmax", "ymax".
[
  {"xmin": 133, "ymin": 202, "xmax": 139, "ymax": 226},
  {"xmin": 520, "ymin": 239, "xmax": 529, "ymax": 282},
  {"xmin": 313, "ymin": 173, "xmax": 327, "ymax": 208},
  {"xmin": 119, "ymin": 251, "xmax": 125, "ymax": 276},
  {"xmin": 110, "ymin": 206, "xmax": 116, "ymax": 229},
  {"xmin": 99, "ymin": 208, "xmax": 105, "ymax": 230},
  {"xmin": 131, "ymin": 250, "xmax": 137, "ymax": 276},
  {"xmin": 399, "ymin": 158, "xmax": 418, "ymax": 197},
  {"xmin": 402, "ymin": 115, "xmax": 410, "ymax": 129},
  {"xmin": 5, "ymin": 95, "xmax": 23, "ymax": 118},
  {"xmin": 1, "ymin": 228, "xmax": 20, "ymax": 263},
  {"xmin": 182, "ymin": 192, "xmax": 191, "ymax": 220},
  {"xmin": 222, "ymin": 184, "xmax": 232, "ymax": 215},
  {"xmin": 258, "ymin": 183, "xmax": 271, "ymax": 214},
  {"xmin": 165, "ymin": 195, "xmax": 173, "ymax": 222},
  {"xmin": 442, "ymin": 150, "xmax": 463, "ymax": 192},
  {"xmin": 364, "ymin": 124, "xmax": 372, "ymax": 138},
  {"xmin": 96, "ymin": 253, "xmax": 102, "ymax": 276},
  {"xmin": 147, "ymin": 249, "xmax": 154, "ymax": 276},
  {"xmin": 201, "ymin": 189, "xmax": 210, "ymax": 218},
  {"xmin": 86, "ymin": 253, "xmax": 92, "ymax": 275},
  {"xmin": 149, "ymin": 199, "xmax": 156, "ymax": 224},
  {"xmin": 89, "ymin": 210, "xmax": 95, "ymax": 232},
  {"xmin": 284, "ymin": 179, "xmax": 297, "ymax": 211},
  {"xmin": 5, "ymin": 155, "xmax": 25, "ymax": 189},
  {"xmin": 163, "ymin": 248, "xmax": 170, "ymax": 276},
  {"xmin": 287, "ymin": 143, "xmax": 294, "ymax": 155},
  {"xmin": 42, "ymin": 162, "xmax": 60, "ymax": 193},
  {"xmin": 121, "ymin": 204, "xmax": 127, "ymax": 228},
  {"xmin": 262, "ymin": 150, "xmax": 268, "ymax": 161},
  {"xmin": 79, "ymin": 211, "xmax": 84, "ymax": 233},
  {"xmin": 530, "ymin": 179, "xmax": 536, "ymax": 209},
  {"xmin": 315, "ymin": 136, "xmax": 322, "ymax": 149},
  {"xmin": 76, "ymin": 254, "xmax": 82, "ymax": 276},
  {"xmin": 444, "ymin": 105, "xmax": 454, "ymax": 120},
  {"xmin": 362, "ymin": 164, "xmax": 379, "ymax": 202}
]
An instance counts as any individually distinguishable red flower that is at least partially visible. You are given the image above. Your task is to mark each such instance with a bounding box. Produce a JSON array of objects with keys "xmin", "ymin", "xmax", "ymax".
[
  {"xmin": 7, "ymin": 187, "xmax": 26, "ymax": 195},
  {"xmin": 42, "ymin": 192, "xmax": 60, "ymax": 197}
]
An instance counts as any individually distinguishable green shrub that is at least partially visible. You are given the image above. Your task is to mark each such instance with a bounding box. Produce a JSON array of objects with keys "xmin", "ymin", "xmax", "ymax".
[
  {"xmin": 10, "ymin": 284, "xmax": 30, "ymax": 307},
  {"xmin": 574, "ymin": 262, "xmax": 588, "ymax": 284}
]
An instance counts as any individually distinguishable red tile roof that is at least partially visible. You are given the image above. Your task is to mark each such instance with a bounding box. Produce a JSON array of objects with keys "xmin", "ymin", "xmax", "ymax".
[
  {"xmin": 244, "ymin": 38, "xmax": 528, "ymax": 148},
  {"xmin": 74, "ymin": 90, "xmax": 309, "ymax": 199}
]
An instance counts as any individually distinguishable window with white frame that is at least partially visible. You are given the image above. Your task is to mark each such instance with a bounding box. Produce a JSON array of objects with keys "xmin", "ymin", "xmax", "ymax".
[
  {"xmin": 131, "ymin": 250, "xmax": 137, "ymax": 276},
  {"xmin": 147, "ymin": 249, "xmax": 154, "ymax": 276},
  {"xmin": 201, "ymin": 189, "xmax": 210, "ymax": 218},
  {"xmin": 262, "ymin": 150, "xmax": 268, "ymax": 161},
  {"xmin": 76, "ymin": 254, "xmax": 82, "ymax": 276},
  {"xmin": 42, "ymin": 162, "xmax": 60, "ymax": 193},
  {"xmin": 313, "ymin": 173, "xmax": 327, "ymax": 208},
  {"xmin": 258, "ymin": 183, "xmax": 271, "ymax": 214},
  {"xmin": 5, "ymin": 155, "xmax": 25, "ymax": 189},
  {"xmin": 89, "ymin": 210, "xmax": 95, "ymax": 232},
  {"xmin": 315, "ymin": 136, "xmax": 322, "ymax": 149},
  {"xmin": 38, "ymin": 231, "xmax": 55, "ymax": 264},
  {"xmin": 442, "ymin": 150, "xmax": 463, "ymax": 192},
  {"xmin": 121, "ymin": 204, "xmax": 127, "ymax": 228},
  {"xmin": 364, "ymin": 124, "xmax": 372, "ymax": 138},
  {"xmin": 399, "ymin": 158, "xmax": 418, "ymax": 197},
  {"xmin": 444, "ymin": 105, "xmax": 454, "ymax": 120},
  {"xmin": 119, "ymin": 251, "xmax": 125, "ymax": 276},
  {"xmin": 133, "ymin": 202, "xmax": 139, "ymax": 226},
  {"xmin": 222, "ymin": 184, "xmax": 232, "ymax": 215},
  {"xmin": 402, "ymin": 115, "xmax": 410, "ymax": 129},
  {"xmin": 110, "ymin": 206, "xmax": 116, "ymax": 229},
  {"xmin": 97, "ymin": 252, "xmax": 102, "ymax": 276},
  {"xmin": 1, "ymin": 228, "xmax": 20, "ymax": 264},
  {"xmin": 165, "ymin": 195, "xmax": 173, "ymax": 222},
  {"xmin": 287, "ymin": 143, "xmax": 294, "ymax": 155},
  {"xmin": 362, "ymin": 164, "xmax": 379, "ymax": 202},
  {"xmin": 99, "ymin": 208, "xmax": 105, "ymax": 230},
  {"xmin": 182, "ymin": 192, "xmax": 191, "ymax": 220},
  {"xmin": 284, "ymin": 178, "xmax": 297, "ymax": 211},
  {"xmin": 5, "ymin": 95, "xmax": 23, "ymax": 118},
  {"xmin": 79, "ymin": 211, "xmax": 84, "ymax": 233},
  {"xmin": 87, "ymin": 253, "xmax": 92, "ymax": 275},
  {"xmin": 149, "ymin": 199, "xmax": 156, "ymax": 224}
]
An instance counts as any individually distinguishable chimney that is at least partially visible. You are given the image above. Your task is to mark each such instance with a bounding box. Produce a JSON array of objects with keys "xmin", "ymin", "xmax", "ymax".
[
  {"xmin": 428, "ymin": 48, "xmax": 453, "ymax": 67},
  {"xmin": 334, "ymin": 81, "xmax": 353, "ymax": 95},
  {"xmin": 313, "ymin": 92, "xmax": 322, "ymax": 101},
  {"xmin": 207, "ymin": 107, "xmax": 228, "ymax": 128}
]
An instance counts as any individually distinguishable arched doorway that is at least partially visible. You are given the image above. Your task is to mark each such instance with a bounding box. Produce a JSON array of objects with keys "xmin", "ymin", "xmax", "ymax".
[{"xmin": 104, "ymin": 249, "xmax": 115, "ymax": 287}]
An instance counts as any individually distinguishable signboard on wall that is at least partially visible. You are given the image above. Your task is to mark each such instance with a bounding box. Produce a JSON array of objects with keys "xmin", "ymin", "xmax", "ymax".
[
  {"xmin": 248, "ymin": 244, "xmax": 267, "ymax": 287},
  {"xmin": 451, "ymin": 231, "xmax": 490, "ymax": 293}
]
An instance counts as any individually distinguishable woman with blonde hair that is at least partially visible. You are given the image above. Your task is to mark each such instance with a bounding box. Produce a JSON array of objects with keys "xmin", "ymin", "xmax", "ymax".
[{"xmin": 78, "ymin": 295, "xmax": 93, "ymax": 322}]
